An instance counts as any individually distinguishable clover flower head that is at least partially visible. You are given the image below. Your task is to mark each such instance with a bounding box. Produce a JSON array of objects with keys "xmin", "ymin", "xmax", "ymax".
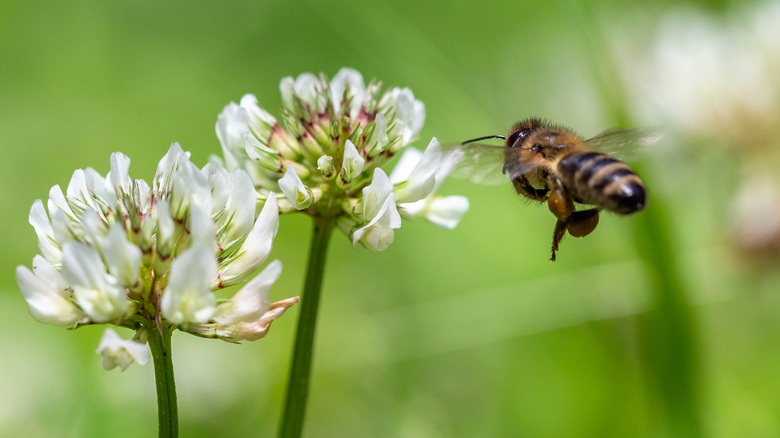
[
  {"xmin": 17, "ymin": 143, "xmax": 298, "ymax": 368},
  {"xmin": 215, "ymin": 67, "xmax": 468, "ymax": 251}
]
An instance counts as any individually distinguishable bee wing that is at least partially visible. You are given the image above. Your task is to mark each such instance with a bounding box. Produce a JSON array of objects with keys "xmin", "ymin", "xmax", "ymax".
[
  {"xmin": 442, "ymin": 143, "xmax": 510, "ymax": 185},
  {"xmin": 584, "ymin": 127, "xmax": 666, "ymax": 161}
]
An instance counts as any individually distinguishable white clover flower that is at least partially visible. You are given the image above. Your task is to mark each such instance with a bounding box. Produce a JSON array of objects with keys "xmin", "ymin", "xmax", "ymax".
[
  {"xmin": 17, "ymin": 144, "xmax": 298, "ymax": 367},
  {"xmin": 216, "ymin": 67, "xmax": 468, "ymax": 251},
  {"xmin": 96, "ymin": 328, "xmax": 150, "ymax": 371}
]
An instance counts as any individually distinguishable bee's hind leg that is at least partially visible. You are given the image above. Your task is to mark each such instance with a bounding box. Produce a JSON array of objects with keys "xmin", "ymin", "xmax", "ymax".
[{"xmin": 551, "ymin": 219, "xmax": 567, "ymax": 261}]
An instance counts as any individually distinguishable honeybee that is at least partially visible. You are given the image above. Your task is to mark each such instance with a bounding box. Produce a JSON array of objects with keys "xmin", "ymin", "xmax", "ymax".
[{"xmin": 451, "ymin": 118, "xmax": 662, "ymax": 261}]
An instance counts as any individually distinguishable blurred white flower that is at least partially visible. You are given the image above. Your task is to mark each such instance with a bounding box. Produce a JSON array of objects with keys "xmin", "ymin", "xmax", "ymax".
[
  {"xmin": 18, "ymin": 143, "xmax": 297, "ymax": 367},
  {"xmin": 620, "ymin": 1, "xmax": 780, "ymax": 256},
  {"xmin": 729, "ymin": 172, "xmax": 780, "ymax": 256},
  {"xmin": 96, "ymin": 328, "xmax": 150, "ymax": 371},
  {"xmin": 216, "ymin": 67, "xmax": 467, "ymax": 251},
  {"xmin": 623, "ymin": 1, "xmax": 780, "ymax": 151}
]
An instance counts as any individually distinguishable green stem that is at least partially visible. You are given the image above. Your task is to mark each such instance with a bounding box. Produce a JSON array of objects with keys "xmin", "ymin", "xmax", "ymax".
[
  {"xmin": 278, "ymin": 217, "xmax": 335, "ymax": 438},
  {"xmin": 634, "ymin": 198, "xmax": 702, "ymax": 438},
  {"xmin": 147, "ymin": 322, "xmax": 178, "ymax": 438}
]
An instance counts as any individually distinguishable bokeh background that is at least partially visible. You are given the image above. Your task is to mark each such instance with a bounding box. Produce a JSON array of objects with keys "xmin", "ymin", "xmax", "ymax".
[{"xmin": 2, "ymin": 0, "xmax": 780, "ymax": 437}]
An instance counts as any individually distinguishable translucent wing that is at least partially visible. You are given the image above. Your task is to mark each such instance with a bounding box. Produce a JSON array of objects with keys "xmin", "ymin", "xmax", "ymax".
[
  {"xmin": 443, "ymin": 143, "xmax": 510, "ymax": 185},
  {"xmin": 584, "ymin": 126, "xmax": 666, "ymax": 161}
]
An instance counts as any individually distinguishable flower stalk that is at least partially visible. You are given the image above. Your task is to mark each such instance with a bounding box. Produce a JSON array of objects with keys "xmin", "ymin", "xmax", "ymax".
[
  {"xmin": 146, "ymin": 322, "xmax": 178, "ymax": 438},
  {"xmin": 278, "ymin": 217, "xmax": 334, "ymax": 438}
]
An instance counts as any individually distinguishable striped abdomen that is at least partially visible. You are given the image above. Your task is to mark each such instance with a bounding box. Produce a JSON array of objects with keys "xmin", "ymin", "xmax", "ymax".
[{"xmin": 557, "ymin": 151, "xmax": 646, "ymax": 215}]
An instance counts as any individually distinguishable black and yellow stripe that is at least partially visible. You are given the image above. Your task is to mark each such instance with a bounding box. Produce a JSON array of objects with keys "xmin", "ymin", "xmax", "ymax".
[{"xmin": 557, "ymin": 151, "xmax": 646, "ymax": 214}]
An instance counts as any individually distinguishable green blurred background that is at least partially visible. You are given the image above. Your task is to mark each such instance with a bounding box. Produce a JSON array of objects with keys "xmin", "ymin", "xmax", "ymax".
[{"xmin": 2, "ymin": 0, "xmax": 779, "ymax": 437}]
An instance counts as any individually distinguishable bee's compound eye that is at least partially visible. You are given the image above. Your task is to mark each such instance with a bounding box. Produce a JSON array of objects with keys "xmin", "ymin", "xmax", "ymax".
[{"xmin": 507, "ymin": 128, "xmax": 532, "ymax": 147}]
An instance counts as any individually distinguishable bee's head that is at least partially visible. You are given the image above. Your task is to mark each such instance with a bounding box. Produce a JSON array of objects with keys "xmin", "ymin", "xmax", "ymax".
[{"xmin": 506, "ymin": 118, "xmax": 547, "ymax": 148}]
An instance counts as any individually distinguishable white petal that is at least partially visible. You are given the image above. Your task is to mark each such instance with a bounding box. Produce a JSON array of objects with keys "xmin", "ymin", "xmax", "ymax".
[
  {"xmin": 109, "ymin": 152, "xmax": 132, "ymax": 191},
  {"xmin": 61, "ymin": 242, "xmax": 128, "ymax": 323},
  {"xmin": 361, "ymin": 168, "xmax": 394, "ymax": 220},
  {"xmin": 66, "ymin": 169, "xmax": 89, "ymax": 203},
  {"xmin": 392, "ymin": 138, "xmax": 442, "ymax": 204},
  {"xmin": 222, "ymin": 170, "xmax": 257, "ymax": 247},
  {"xmin": 155, "ymin": 200, "xmax": 175, "ymax": 255},
  {"xmin": 16, "ymin": 264, "xmax": 83, "ymax": 326},
  {"xmin": 31, "ymin": 255, "xmax": 69, "ymax": 293},
  {"xmin": 47, "ymin": 184, "xmax": 73, "ymax": 219},
  {"xmin": 84, "ymin": 167, "xmax": 116, "ymax": 206},
  {"xmin": 171, "ymin": 156, "xmax": 212, "ymax": 219},
  {"xmin": 295, "ymin": 73, "xmax": 322, "ymax": 100},
  {"xmin": 134, "ymin": 179, "xmax": 152, "ymax": 213},
  {"xmin": 279, "ymin": 76, "xmax": 296, "ymax": 109},
  {"xmin": 189, "ymin": 205, "xmax": 217, "ymax": 253},
  {"xmin": 154, "ymin": 143, "xmax": 192, "ymax": 199},
  {"xmin": 317, "ymin": 155, "xmax": 335, "ymax": 177},
  {"xmin": 216, "ymin": 102, "xmax": 251, "ymax": 159},
  {"xmin": 101, "ymin": 224, "xmax": 141, "ymax": 287},
  {"xmin": 340, "ymin": 140, "xmax": 365, "ymax": 182},
  {"xmin": 96, "ymin": 328, "xmax": 150, "ymax": 371},
  {"xmin": 278, "ymin": 166, "xmax": 312, "ymax": 210},
  {"xmin": 389, "ymin": 148, "xmax": 422, "ymax": 184},
  {"xmin": 202, "ymin": 162, "xmax": 231, "ymax": 215},
  {"xmin": 352, "ymin": 191, "xmax": 402, "ymax": 251},
  {"xmin": 50, "ymin": 209, "xmax": 75, "ymax": 248},
  {"xmin": 391, "ymin": 87, "xmax": 425, "ymax": 143},
  {"xmin": 216, "ymin": 192, "xmax": 280, "ymax": 287},
  {"xmin": 161, "ymin": 245, "xmax": 217, "ymax": 324},
  {"xmin": 213, "ymin": 260, "xmax": 282, "ymax": 325},
  {"xmin": 403, "ymin": 195, "xmax": 470, "ymax": 229},
  {"xmin": 330, "ymin": 68, "xmax": 365, "ymax": 117},
  {"xmin": 28, "ymin": 200, "xmax": 61, "ymax": 265},
  {"xmin": 81, "ymin": 209, "xmax": 106, "ymax": 247},
  {"xmin": 239, "ymin": 94, "xmax": 277, "ymax": 139}
]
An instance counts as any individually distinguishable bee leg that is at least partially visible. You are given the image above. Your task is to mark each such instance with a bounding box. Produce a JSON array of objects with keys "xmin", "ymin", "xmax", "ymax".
[
  {"xmin": 547, "ymin": 186, "xmax": 574, "ymax": 222},
  {"xmin": 511, "ymin": 176, "xmax": 548, "ymax": 202},
  {"xmin": 551, "ymin": 219, "xmax": 567, "ymax": 261},
  {"xmin": 565, "ymin": 209, "xmax": 600, "ymax": 237},
  {"xmin": 547, "ymin": 186, "xmax": 575, "ymax": 262}
]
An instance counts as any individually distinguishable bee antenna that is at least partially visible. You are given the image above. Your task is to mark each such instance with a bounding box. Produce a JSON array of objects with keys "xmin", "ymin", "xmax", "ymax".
[{"xmin": 461, "ymin": 134, "xmax": 506, "ymax": 145}]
